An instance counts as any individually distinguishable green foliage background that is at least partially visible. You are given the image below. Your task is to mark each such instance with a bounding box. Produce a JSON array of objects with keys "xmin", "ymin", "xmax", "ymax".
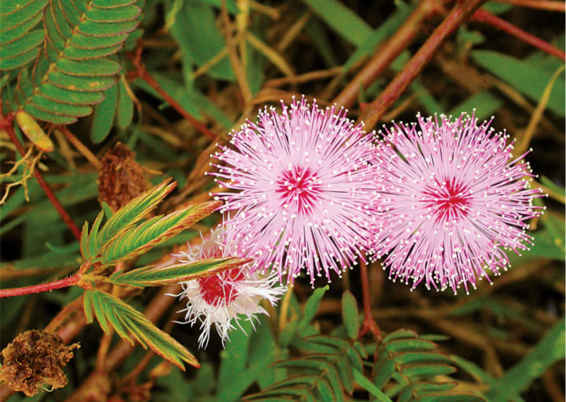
[{"xmin": 0, "ymin": 0, "xmax": 564, "ymax": 401}]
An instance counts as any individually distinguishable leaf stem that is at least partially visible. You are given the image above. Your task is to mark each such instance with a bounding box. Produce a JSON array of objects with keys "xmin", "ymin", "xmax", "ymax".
[
  {"xmin": 361, "ymin": 0, "xmax": 488, "ymax": 130},
  {"xmin": 128, "ymin": 48, "xmax": 217, "ymax": 141},
  {"xmin": 1, "ymin": 113, "xmax": 82, "ymax": 240},
  {"xmin": 59, "ymin": 126, "xmax": 102, "ymax": 169},
  {"xmin": 0, "ymin": 274, "xmax": 80, "ymax": 298},
  {"xmin": 472, "ymin": 9, "xmax": 566, "ymax": 61}
]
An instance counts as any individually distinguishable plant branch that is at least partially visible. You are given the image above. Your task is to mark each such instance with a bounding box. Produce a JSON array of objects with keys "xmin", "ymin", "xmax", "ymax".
[
  {"xmin": 333, "ymin": 0, "xmax": 441, "ymax": 108},
  {"xmin": 360, "ymin": 0, "xmax": 488, "ymax": 131},
  {"xmin": 128, "ymin": 48, "xmax": 217, "ymax": 141},
  {"xmin": 472, "ymin": 9, "xmax": 566, "ymax": 60},
  {"xmin": 497, "ymin": 0, "xmax": 565, "ymax": 12},
  {"xmin": 0, "ymin": 274, "xmax": 80, "ymax": 298},
  {"xmin": 1, "ymin": 114, "xmax": 82, "ymax": 240}
]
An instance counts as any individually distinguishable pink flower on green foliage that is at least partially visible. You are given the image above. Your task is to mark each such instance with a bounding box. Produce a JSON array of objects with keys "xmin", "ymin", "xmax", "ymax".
[
  {"xmin": 209, "ymin": 97, "xmax": 378, "ymax": 284},
  {"xmin": 372, "ymin": 113, "xmax": 544, "ymax": 294},
  {"xmin": 173, "ymin": 228, "xmax": 286, "ymax": 348}
]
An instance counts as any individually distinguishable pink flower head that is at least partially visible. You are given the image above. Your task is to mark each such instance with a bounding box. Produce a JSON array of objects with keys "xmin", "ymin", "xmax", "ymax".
[
  {"xmin": 173, "ymin": 228, "xmax": 286, "ymax": 348},
  {"xmin": 209, "ymin": 97, "xmax": 378, "ymax": 284},
  {"xmin": 373, "ymin": 113, "xmax": 544, "ymax": 294}
]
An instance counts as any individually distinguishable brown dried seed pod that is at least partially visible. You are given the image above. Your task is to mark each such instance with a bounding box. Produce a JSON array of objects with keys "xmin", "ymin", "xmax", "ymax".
[{"xmin": 98, "ymin": 142, "xmax": 151, "ymax": 212}]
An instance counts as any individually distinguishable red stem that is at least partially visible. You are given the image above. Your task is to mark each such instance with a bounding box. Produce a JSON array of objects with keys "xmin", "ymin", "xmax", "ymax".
[
  {"xmin": 128, "ymin": 50, "xmax": 217, "ymax": 141},
  {"xmin": 0, "ymin": 274, "xmax": 80, "ymax": 298},
  {"xmin": 361, "ymin": 0, "xmax": 487, "ymax": 130},
  {"xmin": 472, "ymin": 9, "xmax": 566, "ymax": 61},
  {"xmin": 2, "ymin": 114, "xmax": 82, "ymax": 240},
  {"xmin": 358, "ymin": 260, "xmax": 382, "ymax": 341}
]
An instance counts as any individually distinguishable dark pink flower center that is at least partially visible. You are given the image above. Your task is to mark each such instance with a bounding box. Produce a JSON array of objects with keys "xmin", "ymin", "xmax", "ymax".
[
  {"xmin": 276, "ymin": 166, "xmax": 322, "ymax": 215},
  {"xmin": 422, "ymin": 178, "xmax": 471, "ymax": 223},
  {"xmin": 198, "ymin": 269, "xmax": 244, "ymax": 306}
]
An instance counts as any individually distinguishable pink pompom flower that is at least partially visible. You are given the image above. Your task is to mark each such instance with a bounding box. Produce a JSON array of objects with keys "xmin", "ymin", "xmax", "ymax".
[
  {"xmin": 372, "ymin": 113, "xmax": 544, "ymax": 294},
  {"xmin": 209, "ymin": 97, "xmax": 378, "ymax": 284},
  {"xmin": 173, "ymin": 228, "xmax": 286, "ymax": 348}
]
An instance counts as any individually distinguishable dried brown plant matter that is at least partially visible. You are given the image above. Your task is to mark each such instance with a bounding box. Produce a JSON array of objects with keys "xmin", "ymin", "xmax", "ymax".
[{"xmin": 0, "ymin": 330, "xmax": 79, "ymax": 397}]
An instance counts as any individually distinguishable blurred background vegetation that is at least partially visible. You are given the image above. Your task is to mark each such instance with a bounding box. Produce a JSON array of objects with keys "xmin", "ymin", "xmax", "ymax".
[{"xmin": 0, "ymin": 0, "xmax": 564, "ymax": 401}]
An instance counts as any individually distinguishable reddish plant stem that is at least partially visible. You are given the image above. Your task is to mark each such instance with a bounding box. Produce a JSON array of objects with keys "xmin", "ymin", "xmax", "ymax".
[
  {"xmin": 361, "ymin": 0, "xmax": 488, "ymax": 131},
  {"xmin": 497, "ymin": 0, "xmax": 565, "ymax": 12},
  {"xmin": 358, "ymin": 260, "xmax": 382, "ymax": 341},
  {"xmin": 333, "ymin": 0, "xmax": 442, "ymax": 108},
  {"xmin": 1, "ymin": 115, "xmax": 82, "ymax": 240},
  {"xmin": 0, "ymin": 274, "xmax": 80, "ymax": 298},
  {"xmin": 472, "ymin": 9, "xmax": 565, "ymax": 61},
  {"xmin": 128, "ymin": 50, "xmax": 217, "ymax": 141}
]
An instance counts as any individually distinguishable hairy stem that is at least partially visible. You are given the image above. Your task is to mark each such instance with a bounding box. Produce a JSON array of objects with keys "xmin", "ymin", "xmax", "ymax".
[
  {"xmin": 1, "ymin": 115, "xmax": 82, "ymax": 240},
  {"xmin": 128, "ymin": 49, "xmax": 217, "ymax": 141},
  {"xmin": 361, "ymin": 0, "xmax": 488, "ymax": 130},
  {"xmin": 472, "ymin": 9, "xmax": 566, "ymax": 60},
  {"xmin": 0, "ymin": 274, "xmax": 80, "ymax": 298}
]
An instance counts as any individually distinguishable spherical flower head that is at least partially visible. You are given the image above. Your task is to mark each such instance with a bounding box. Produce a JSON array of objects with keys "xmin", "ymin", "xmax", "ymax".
[
  {"xmin": 372, "ymin": 113, "xmax": 545, "ymax": 294},
  {"xmin": 209, "ymin": 96, "xmax": 379, "ymax": 284},
  {"xmin": 173, "ymin": 228, "xmax": 286, "ymax": 348}
]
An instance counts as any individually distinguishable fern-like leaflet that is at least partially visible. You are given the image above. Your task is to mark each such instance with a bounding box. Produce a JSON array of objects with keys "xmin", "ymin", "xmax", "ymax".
[
  {"xmin": 1, "ymin": 0, "xmax": 143, "ymax": 124},
  {"xmin": 374, "ymin": 329, "xmax": 485, "ymax": 401}
]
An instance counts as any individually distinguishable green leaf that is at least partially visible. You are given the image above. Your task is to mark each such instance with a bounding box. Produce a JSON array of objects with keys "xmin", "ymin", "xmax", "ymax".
[
  {"xmin": 344, "ymin": 3, "xmax": 413, "ymax": 70},
  {"xmin": 109, "ymin": 257, "xmax": 248, "ymax": 287},
  {"xmin": 449, "ymin": 355, "xmax": 495, "ymax": 385},
  {"xmin": 83, "ymin": 290, "xmax": 199, "ymax": 369},
  {"xmin": 402, "ymin": 363, "xmax": 456, "ymax": 378},
  {"xmin": 341, "ymin": 290, "xmax": 360, "ymax": 340},
  {"xmin": 167, "ymin": 0, "xmax": 234, "ymax": 81},
  {"xmin": 418, "ymin": 395, "xmax": 485, "ymax": 402},
  {"xmin": 91, "ymin": 82, "xmax": 118, "ymax": 143},
  {"xmin": 133, "ymin": 73, "xmax": 233, "ymax": 129},
  {"xmin": 101, "ymin": 201, "xmax": 218, "ymax": 264},
  {"xmin": 471, "ymin": 50, "xmax": 565, "ymax": 117},
  {"xmin": 487, "ymin": 318, "xmax": 565, "ymax": 401},
  {"xmin": 540, "ymin": 176, "xmax": 565, "ymax": 200},
  {"xmin": 482, "ymin": 1, "xmax": 512, "ymax": 14},
  {"xmin": 0, "ymin": 1, "xmax": 47, "ymax": 71},
  {"xmin": 527, "ymin": 213, "xmax": 565, "ymax": 261},
  {"xmin": 449, "ymin": 91, "xmax": 503, "ymax": 120},
  {"xmin": 301, "ymin": 0, "xmax": 372, "ymax": 46},
  {"xmin": 353, "ymin": 369, "xmax": 392, "ymax": 402},
  {"xmin": 117, "ymin": 76, "xmax": 134, "ymax": 129},
  {"xmin": 86, "ymin": 211, "xmax": 105, "ymax": 260},
  {"xmin": 386, "ymin": 338, "xmax": 437, "ymax": 353},
  {"xmin": 217, "ymin": 319, "xmax": 253, "ymax": 402},
  {"xmin": 97, "ymin": 180, "xmax": 176, "ymax": 249},
  {"xmin": 298, "ymin": 285, "xmax": 329, "ymax": 329}
]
